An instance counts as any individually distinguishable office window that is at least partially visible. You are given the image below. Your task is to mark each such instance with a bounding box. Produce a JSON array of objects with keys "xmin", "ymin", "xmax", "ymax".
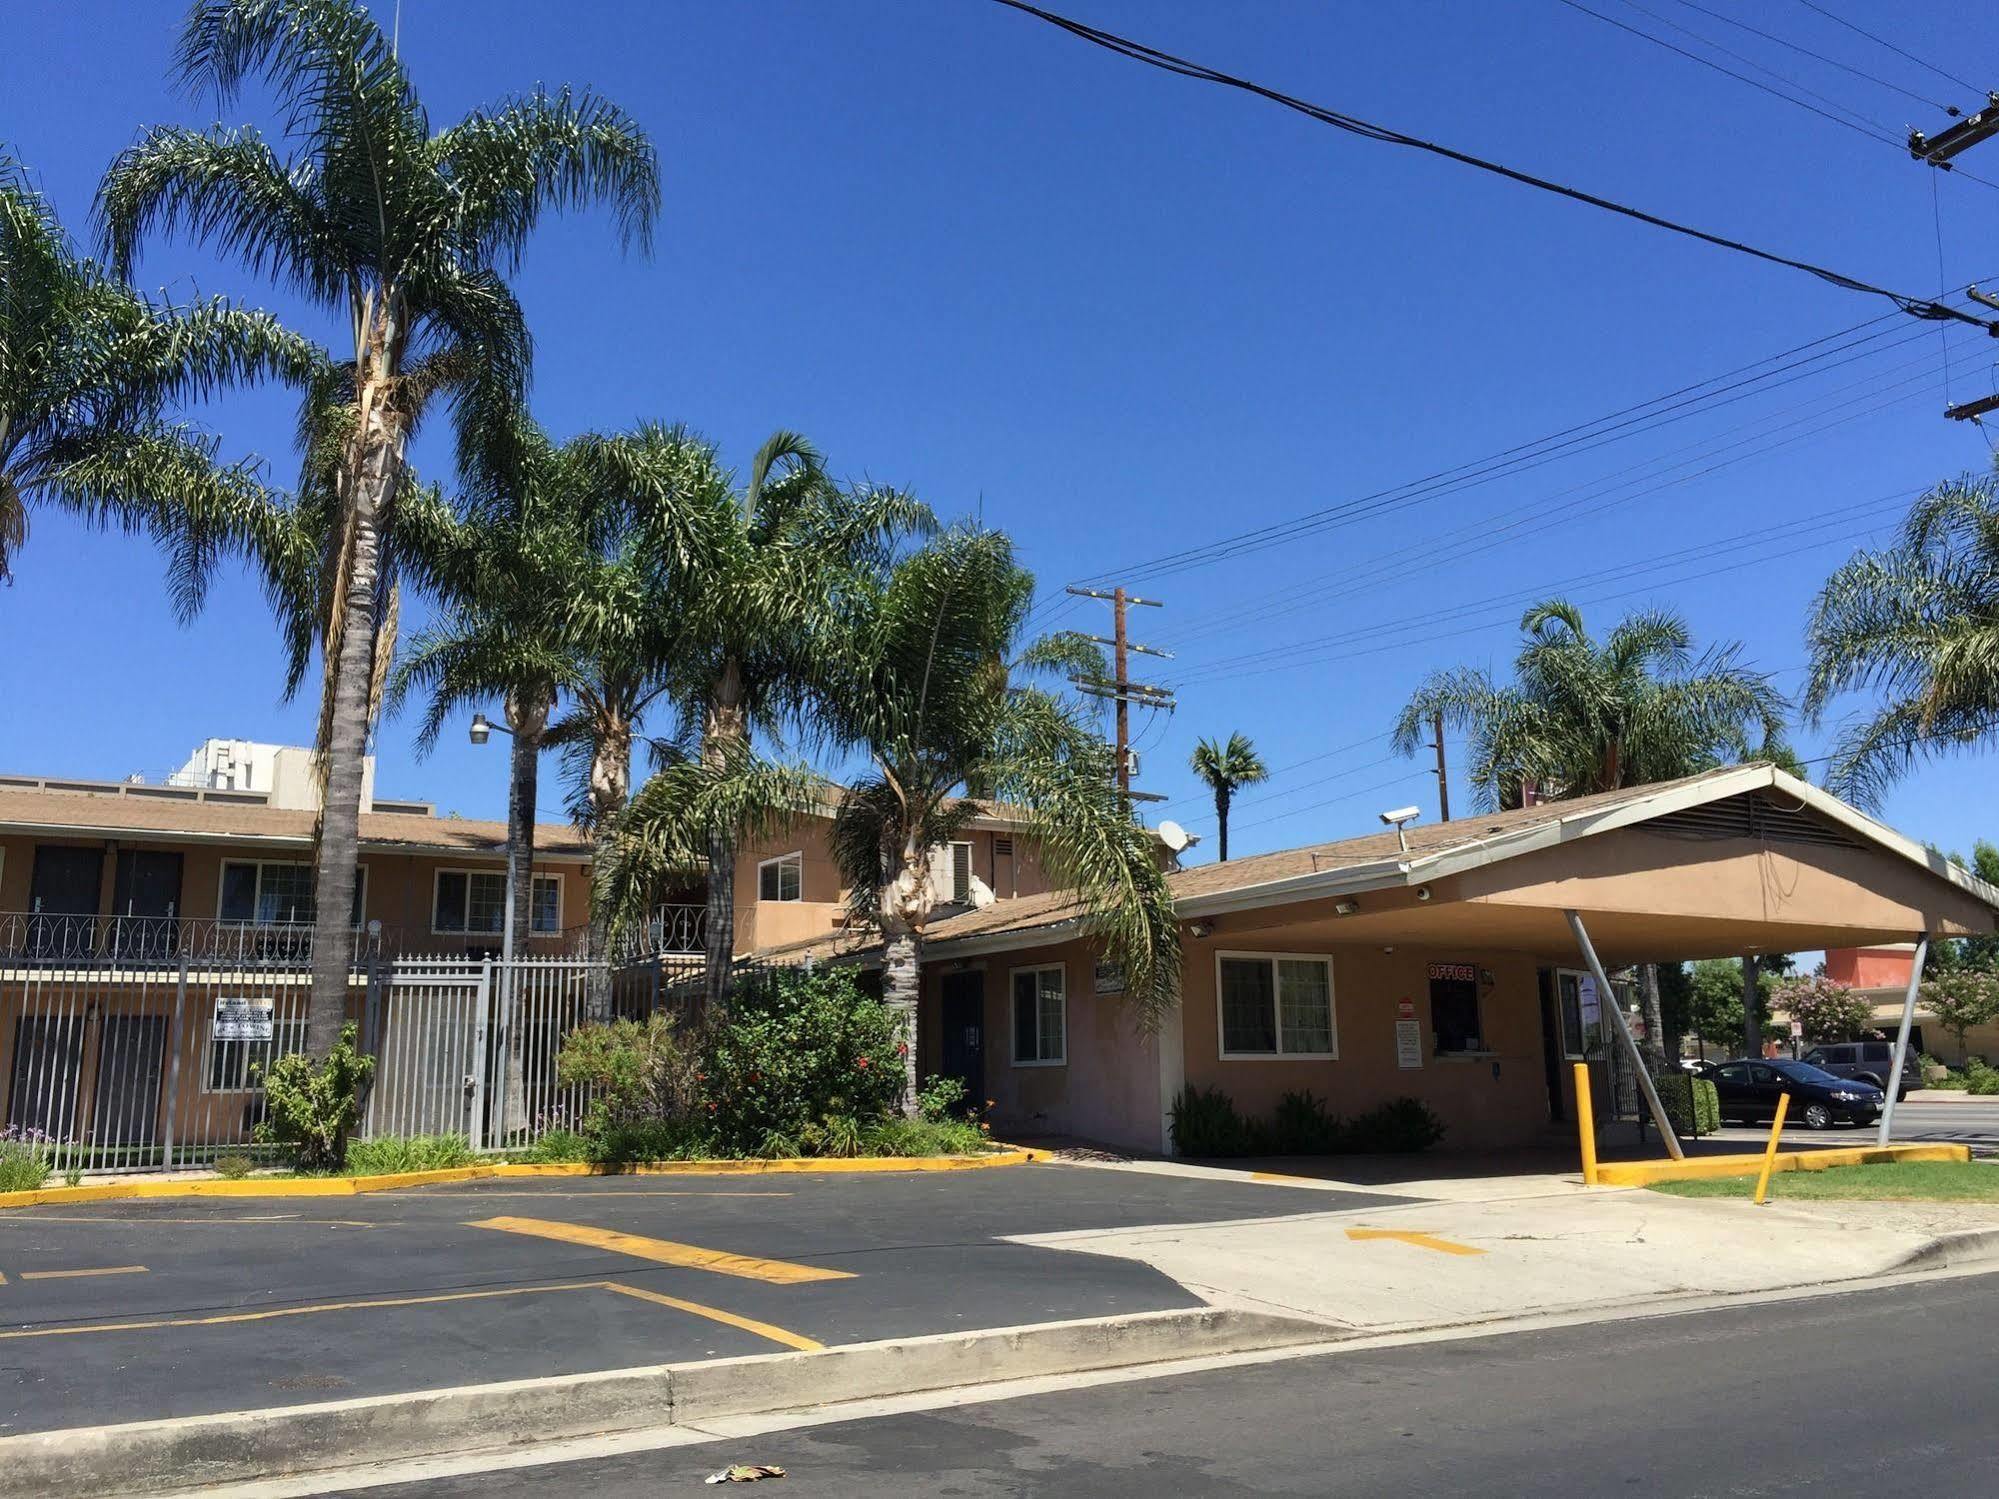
[
  {"xmin": 1011, "ymin": 965, "xmax": 1066, "ymax": 1065},
  {"xmin": 1431, "ymin": 972, "xmax": 1484, "ymax": 1054},
  {"xmin": 219, "ymin": 861, "xmax": 364, "ymax": 927},
  {"xmin": 758, "ymin": 852, "xmax": 803, "ymax": 903},
  {"xmin": 1217, "ymin": 954, "xmax": 1336, "ymax": 1058},
  {"xmin": 434, "ymin": 870, "xmax": 561, "ymax": 934}
]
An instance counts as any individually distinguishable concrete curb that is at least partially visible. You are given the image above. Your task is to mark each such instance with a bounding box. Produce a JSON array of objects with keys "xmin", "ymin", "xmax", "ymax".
[
  {"xmin": 1880, "ymin": 1225, "xmax": 1999, "ymax": 1275},
  {"xmin": 1594, "ymin": 1141, "xmax": 1968, "ymax": 1187},
  {"xmin": 0, "ymin": 1307, "xmax": 1331, "ymax": 1499},
  {"xmin": 0, "ymin": 1152, "xmax": 1034, "ymax": 1211}
]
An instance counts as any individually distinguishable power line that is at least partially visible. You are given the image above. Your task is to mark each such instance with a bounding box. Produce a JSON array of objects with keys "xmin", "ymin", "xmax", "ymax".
[
  {"xmin": 1665, "ymin": 0, "xmax": 1949, "ymax": 113},
  {"xmin": 990, "ymin": 0, "xmax": 1999, "ymax": 335},
  {"xmin": 1792, "ymin": 1, "xmax": 1981, "ymax": 97},
  {"xmin": 1796, "ymin": 716, "xmax": 1999, "ymax": 769}
]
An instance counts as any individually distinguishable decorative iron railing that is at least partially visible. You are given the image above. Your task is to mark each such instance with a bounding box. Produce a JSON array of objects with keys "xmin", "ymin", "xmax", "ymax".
[{"xmin": 0, "ymin": 913, "xmax": 381, "ymax": 966}]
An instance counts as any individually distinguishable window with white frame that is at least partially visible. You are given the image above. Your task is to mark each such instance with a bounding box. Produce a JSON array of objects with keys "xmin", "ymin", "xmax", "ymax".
[
  {"xmin": 219, "ymin": 861, "xmax": 364, "ymax": 927},
  {"xmin": 432, "ymin": 869, "xmax": 562, "ymax": 934},
  {"xmin": 1554, "ymin": 968, "xmax": 1630, "ymax": 1059},
  {"xmin": 758, "ymin": 852, "xmax": 803, "ymax": 903},
  {"xmin": 1011, "ymin": 964, "xmax": 1067, "ymax": 1065},
  {"xmin": 929, "ymin": 841, "xmax": 972, "ymax": 903},
  {"xmin": 1217, "ymin": 953, "xmax": 1336, "ymax": 1058},
  {"xmin": 203, "ymin": 1013, "xmax": 307, "ymax": 1091}
]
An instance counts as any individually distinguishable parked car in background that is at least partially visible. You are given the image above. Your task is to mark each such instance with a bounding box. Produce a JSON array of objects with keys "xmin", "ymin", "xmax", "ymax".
[
  {"xmin": 1709, "ymin": 1058, "xmax": 1884, "ymax": 1130},
  {"xmin": 1800, "ymin": 1040, "xmax": 1918, "ymax": 1101}
]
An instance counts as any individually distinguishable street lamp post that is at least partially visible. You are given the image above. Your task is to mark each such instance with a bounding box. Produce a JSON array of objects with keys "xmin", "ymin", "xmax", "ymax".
[
  {"xmin": 468, "ymin": 712, "xmax": 518, "ymax": 969},
  {"xmin": 470, "ymin": 711, "xmax": 520, "ymax": 1143}
]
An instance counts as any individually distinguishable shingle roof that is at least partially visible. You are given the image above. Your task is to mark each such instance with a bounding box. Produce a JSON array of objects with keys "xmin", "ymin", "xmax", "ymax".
[{"xmin": 0, "ymin": 784, "xmax": 593, "ymax": 858}]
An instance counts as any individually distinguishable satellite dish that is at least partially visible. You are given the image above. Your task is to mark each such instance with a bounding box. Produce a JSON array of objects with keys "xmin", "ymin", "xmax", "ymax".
[{"xmin": 1157, "ymin": 819, "xmax": 1191, "ymax": 852}]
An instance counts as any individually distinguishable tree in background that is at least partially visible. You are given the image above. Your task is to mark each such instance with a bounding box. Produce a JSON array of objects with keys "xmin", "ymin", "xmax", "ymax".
[
  {"xmin": 815, "ymin": 527, "xmax": 1181, "ymax": 1112},
  {"xmin": 1771, "ymin": 975, "xmax": 1872, "ymax": 1043},
  {"xmin": 1687, "ymin": 956, "xmax": 1792, "ymax": 1055},
  {"xmin": 1189, "ymin": 732, "xmax": 1268, "ymax": 862},
  {"xmin": 1, "ymin": 149, "xmax": 309, "ymax": 593},
  {"xmin": 1804, "ymin": 475, "xmax": 1999, "ymax": 809},
  {"xmin": 1927, "ymin": 841, "xmax": 1999, "ymax": 977},
  {"xmin": 1921, "ymin": 969, "xmax": 1999, "ymax": 1061},
  {"xmin": 100, "ymin": 0, "xmax": 658, "ymax": 1055}
]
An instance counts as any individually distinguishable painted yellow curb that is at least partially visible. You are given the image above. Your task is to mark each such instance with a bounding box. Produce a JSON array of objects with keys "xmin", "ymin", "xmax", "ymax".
[
  {"xmin": 0, "ymin": 1151, "xmax": 1033, "ymax": 1212},
  {"xmin": 1595, "ymin": 1141, "xmax": 1970, "ymax": 1187}
]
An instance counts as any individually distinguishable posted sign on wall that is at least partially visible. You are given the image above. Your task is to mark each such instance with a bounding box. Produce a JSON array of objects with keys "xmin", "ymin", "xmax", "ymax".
[{"xmin": 213, "ymin": 997, "xmax": 275, "ymax": 1042}]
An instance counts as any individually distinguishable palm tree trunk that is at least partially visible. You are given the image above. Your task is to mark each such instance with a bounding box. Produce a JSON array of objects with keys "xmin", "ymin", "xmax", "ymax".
[
  {"xmin": 881, "ymin": 913, "xmax": 922, "ymax": 1118},
  {"xmin": 1638, "ymin": 962, "xmax": 1667, "ymax": 1070},
  {"xmin": 1216, "ymin": 787, "xmax": 1231, "ymax": 862},
  {"xmin": 584, "ymin": 712, "xmax": 632, "ymax": 1021},
  {"xmin": 701, "ymin": 657, "xmax": 746, "ymax": 1012},
  {"xmin": 305, "ymin": 393, "xmax": 399, "ymax": 1059},
  {"xmin": 499, "ymin": 685, "xmax": 550, "ymax": 1138}
]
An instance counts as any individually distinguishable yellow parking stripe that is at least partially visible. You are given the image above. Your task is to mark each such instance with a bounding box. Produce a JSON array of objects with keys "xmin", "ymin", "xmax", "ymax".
[
  {"xmin": 1345, "ymin": 1228, "xmax": 1484, "ymax": 1256},
  {"xmin": 467, "ymin": 1216, "xmax": 854, "ymax": 1284},
  {"xmin": 601, "ymin": 1282, "xmax": 823, "ymax": 1351},
  {"xmin": 19, "ymin": 1265, "xmax": 148, "ymax": 1280}
]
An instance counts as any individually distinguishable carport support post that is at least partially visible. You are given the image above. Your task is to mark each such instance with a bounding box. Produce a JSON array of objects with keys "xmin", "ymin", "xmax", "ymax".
[
  {"xmin": 1564, "ymin": 910, "xmax": 1684, "ymax": 1160},
  {"xmin": 1876, "ymin": 934, "xmax": 1928, "ymax": 1148}
]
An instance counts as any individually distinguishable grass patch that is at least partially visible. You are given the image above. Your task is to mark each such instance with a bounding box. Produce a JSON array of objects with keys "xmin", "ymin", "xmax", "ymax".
[{"xmin": 1652, "ymin": 1161, "xmax": 1999, "ymax": 1202}]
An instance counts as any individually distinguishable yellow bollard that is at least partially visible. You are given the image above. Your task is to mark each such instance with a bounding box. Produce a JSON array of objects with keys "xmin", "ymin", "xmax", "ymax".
[
  {"xmin": 1753, "ymin": 1093, "xmax": 1792, "ymax": 1205},
  {"xmin": 1573, "ymin": 1062, "xmax": 1599, "ymax": 1186}
]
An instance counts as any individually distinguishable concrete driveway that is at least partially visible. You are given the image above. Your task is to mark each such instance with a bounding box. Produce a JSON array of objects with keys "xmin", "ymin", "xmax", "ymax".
[{"xmin": 0, "ymin": 1165, "xmax": 1404, "ymax": 1436}]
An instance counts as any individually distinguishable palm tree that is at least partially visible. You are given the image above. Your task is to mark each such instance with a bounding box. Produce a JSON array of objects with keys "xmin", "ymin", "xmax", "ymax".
[
  {"xmin": 99, "ymin": 0, "xmax": 659, "ymax": 1055},
  {"xmin": 1394, "ymin": 598, "xmax": 1784, "ymax": 1066},
  {"xmin": 622, "ymin": 430, "xmax": 931, "ymax": 1007},
  {"xmin": 1189, "ymin": 733, "xmax": 1268, "ymax": 862},
  {"xmin": 1, "ymin": 149, "xmax": 309, "ymax": 590},
  {"xmin": 1804, "ymin": 475, "xmax": 1999, "ymax": 808},
  {"xmin": 815, "ymin": 526, "xmax": 1181, "ymax": 1112}
]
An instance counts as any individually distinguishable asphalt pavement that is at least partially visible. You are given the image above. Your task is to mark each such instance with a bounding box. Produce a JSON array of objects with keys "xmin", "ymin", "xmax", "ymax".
[
  {"xmin": 350, "ymin": 1270, "xmax": 1999, "ymax": 1497},
  {"xmin": 0, "ymin": 1164, "xmax": 1398, "ymax": 1435}
]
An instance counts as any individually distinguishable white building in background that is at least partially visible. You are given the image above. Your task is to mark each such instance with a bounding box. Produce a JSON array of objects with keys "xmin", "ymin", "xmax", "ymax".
[{"xmin": 167, "ymin": 738, "xmax": 386, "ymax": 814}]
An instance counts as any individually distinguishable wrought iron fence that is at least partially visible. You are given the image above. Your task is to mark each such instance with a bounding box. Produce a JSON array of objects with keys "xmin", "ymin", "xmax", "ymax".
[
  {"xmin": 0, "ymin": 948, "xmax": 708, "ymax": 1173},
  {"xmin": 0, "ymin": 912, "xmax": 381, "ymax": 966}
]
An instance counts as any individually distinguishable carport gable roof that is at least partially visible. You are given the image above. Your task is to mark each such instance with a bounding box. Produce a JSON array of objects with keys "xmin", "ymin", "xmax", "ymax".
[{"xmin": 902, "ymin": 764, "xmax": 1999, "ymax": 960}]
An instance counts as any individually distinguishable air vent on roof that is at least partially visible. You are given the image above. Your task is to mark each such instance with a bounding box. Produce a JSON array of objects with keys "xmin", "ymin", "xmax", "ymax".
[
  {"xmin": 995, "ymin": 837, "xmax": 1014, "ymax": 857},
  {"xmin": 1643, "ymin": 793, "xmax": 1864, "ymax": 851}
]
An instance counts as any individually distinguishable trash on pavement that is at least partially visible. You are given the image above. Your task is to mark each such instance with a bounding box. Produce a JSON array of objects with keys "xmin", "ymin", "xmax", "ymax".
[{"xmin": 705, "ymin": 1463, "xmax": 788, "ymax": 1484}]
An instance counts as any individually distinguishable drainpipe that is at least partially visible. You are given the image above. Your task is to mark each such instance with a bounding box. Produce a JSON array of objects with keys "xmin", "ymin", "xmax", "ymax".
[
  {"xmin": 1876, "ymin": 934, "xmax": 1928, "ymax": 1148},
  {"xmin": 1565, "ymin": 910, "xmax": 1684, "ymax": 1160}
]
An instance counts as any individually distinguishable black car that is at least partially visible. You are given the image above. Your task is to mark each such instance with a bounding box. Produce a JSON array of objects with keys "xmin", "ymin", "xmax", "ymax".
[
  {"xmin": 1800, "ymin": 1040, "xmax": 1920, "ymax": 1101},
  {"xmin": 1708, "ymin": 1058, "xmax": 1885, "ymax": 1130}
]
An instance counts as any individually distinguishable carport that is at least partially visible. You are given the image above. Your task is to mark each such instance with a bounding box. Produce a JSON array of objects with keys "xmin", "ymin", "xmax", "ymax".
[{"xmin": 902, "ymin": 764, "xmax": 1999, "ymax": 1156}]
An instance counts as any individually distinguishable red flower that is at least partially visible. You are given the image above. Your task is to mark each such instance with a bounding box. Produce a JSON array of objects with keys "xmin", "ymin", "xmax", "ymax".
[
  {"xmin": 896, "ymin": 1043, "xmax": 909, "ymax": 1056},
  {"xmin": 855, "ymin": 1057, "xmax": 870, "ymax": 1070}
]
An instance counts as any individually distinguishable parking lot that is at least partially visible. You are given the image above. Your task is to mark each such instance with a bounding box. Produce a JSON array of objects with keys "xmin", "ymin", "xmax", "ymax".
[{"xmin": 0, "ymin": 1165, "xmax": 1402, "ymax": 1436}]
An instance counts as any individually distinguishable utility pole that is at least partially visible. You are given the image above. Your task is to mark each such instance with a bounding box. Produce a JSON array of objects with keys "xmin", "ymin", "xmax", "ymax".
[
  {"xmin": 1067, "ymin": 584, "xmax": 1174, "ymax": 804},
  {"xmin": 1429, "ymin": 710, "xmax": 1450, "ymax": 822}
]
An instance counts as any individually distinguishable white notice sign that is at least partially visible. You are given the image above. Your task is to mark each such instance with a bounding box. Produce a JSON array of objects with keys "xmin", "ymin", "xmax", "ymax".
[
  {"xmin": 213, "ymin": 997, "xmax": 274, "ymax": 1042},
  {"xmin": 1578, "ymin": 975, "xmax": 1601, "ymax": 1028},
  {"xmin": 1395, "ymin": 1019, "xmax": 1423, "ymax": 1069},
  {"xmin": 1093, "ymin": 960, "xmax": 1126, "ymax": 996}
]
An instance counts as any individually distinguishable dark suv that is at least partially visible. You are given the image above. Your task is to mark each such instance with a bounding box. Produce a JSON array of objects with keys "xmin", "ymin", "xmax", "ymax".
[{"xmin": 1800, "ymin": 1040, "xmax": 1919, "ymax": 1101}]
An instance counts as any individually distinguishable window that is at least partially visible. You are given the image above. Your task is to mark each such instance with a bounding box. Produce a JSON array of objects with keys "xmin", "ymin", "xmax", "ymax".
[
  {"xmin": 1715, "ymin": 1061, "xmax": 1751, "ymax": 1086},
  {"xmin": 757, "ymin": 852, "xmax": 803, "ymax": 903},
  {"xmin": 219, "ymin": 861, "xmax": 364, "ymax": 927},
  {"xmin": 433, "ymin": 869, "xmax": 562, "ymax": 934},
  {"xmin": 203, "ymin": 1013, "xmax": 307, "ymax": 1092},
  {"xmin": 930, "ymin": 842, "xmax": 972, "ymax": 904},
  {"xmin": 1216, "ymin": 953, "xmax": 1336, "ymax": 1058},
  {"xmin": 1011, "ymin": 964, "xmax": 1066, "ymax": 1065},
  {"xmin": 1431, "ymin": 973, "xmax": 1484, "ymax": 1054}
]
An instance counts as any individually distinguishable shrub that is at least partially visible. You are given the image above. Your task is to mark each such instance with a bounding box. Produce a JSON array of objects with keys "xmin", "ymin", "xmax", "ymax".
[
  {"xmin": 799, "ymin": 1114, "xmax": 865, "ymax": 1159},
  {"xmin": 253, "ymin": 1023, "xmax": 376, "ymax": 1172},
  {"xmin": 212, "ymin": 1152, "xmax": 255, "ymax": 1180},
  {"xmin": 1170, "ymin": 1085, "xmax": 1262, "ymax": 1157},
  {"xmin": 1347, "ymin": 1097, "xmax": 1446, "ymax": 1154},
  {"xmin": 862, "ymin": 1117, "xmax": 988, "ymax": 1157},
  {"xmin": 702, "ymin": 968, "xmax": 906, "ymax": 1152},
  {"xmin": 344, "ymin": 1133, "xmax": 476, "ymax": 1177},
  {"xmin": 1654, "ymin": 1072, "xmax": 1721, "ymax": 1135},
  {"xmin": 1968, "ymin": 1058, "xmax": 1999, "ymax": 1097},
  {"xmin": 556, "ymin": 1013, "xmax": 702, "ymax": 1136},
  {"xmin": 1272, "ymin": 1090, "xmax": 1347, "ymax": 1154},
  {"xmin": 1771, "ymin": 976, "xmax": 1871, "ymax": 1043},
  {"xmin": 916, "ymin": 1074, "xmax": 971, "ymax": 1123},
  {"xmin": 0, "ymin": 1127, "xmax": 52, "ymax": 1193},
  {"xmin": 521, "ymin": 1128, "xmax": 591, "ymax": 1164}
]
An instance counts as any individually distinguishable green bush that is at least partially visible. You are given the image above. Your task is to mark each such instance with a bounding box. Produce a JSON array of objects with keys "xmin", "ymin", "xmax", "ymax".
[
  {"xmin": 212, "ymin": 1152, "xmax": 255, "ymax": 1180},
  {"xmin": 0, "ymin": 1128, "xmax": 52, "ymax": 1192},
  {"xmin": 556, "ymin": 1013, "xmax": 702, "ymax": 1136},
  {"xmin": 344, "ymin": 1133, "xmax": 476, "ymax": 1177},
  {"xmin": 253, "ymin": 1023, "xmax": 376, "ymax": 1172},
  {"xmin": 589, "ymin": 1118, "xmax": 713, "ymax": 1163},
  {"xmin": 702, "ymin": 967, "xmax": 906, "ymax": 1152},
  {"xmin": 1347, "ymin": 1097, "xmax": 1447, "ymax": 1154},
  {"xmin": 1968, "ymin": 1059, "xmax": 1999, "ymax": 1096},
  {"xmin": 1654, "ymin": 1072, "xmax": 1722, "ymax": 1135},
  {"xmin": 1272, "ymin": 1090, "xmax": 1347, "ymax": 1154},
  {"xmin": 916, "ymin": 1074, "xmax": 972, "ymax": 1123},
  {"xmin": 1169, "ymin": 1085, "xmax": 1264, "ymax": 1157},
  {"xmin": 862, "ymin": 1117, "xmax": 988, "ymax": 1157},
  {"xmin": 520, "ymin": 1128, "xmax": 591, "ymax": 1163}
]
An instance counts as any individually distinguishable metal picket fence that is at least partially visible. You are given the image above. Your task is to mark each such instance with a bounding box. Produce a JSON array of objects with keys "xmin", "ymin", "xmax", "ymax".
[{"xmin": 0, "ymin": 949, "xmax": 705, "ymax": 1173}]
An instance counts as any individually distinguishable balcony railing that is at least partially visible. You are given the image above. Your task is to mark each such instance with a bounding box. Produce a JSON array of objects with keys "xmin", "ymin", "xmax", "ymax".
[{"xmin": 0, "ymin": 913, "xmax": 381, "ymax": 967}]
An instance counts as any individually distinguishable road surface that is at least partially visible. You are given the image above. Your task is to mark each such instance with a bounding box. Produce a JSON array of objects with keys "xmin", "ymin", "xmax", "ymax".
[{"xmin": 353, "ymin": 1271, "xmax": 1996, "ymax": 1497}]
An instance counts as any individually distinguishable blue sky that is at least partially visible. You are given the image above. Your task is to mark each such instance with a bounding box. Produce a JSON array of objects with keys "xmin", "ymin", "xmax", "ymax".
[{"xmin": 3, "ymin": 0, "xmax": 1995, "ymax": 861}]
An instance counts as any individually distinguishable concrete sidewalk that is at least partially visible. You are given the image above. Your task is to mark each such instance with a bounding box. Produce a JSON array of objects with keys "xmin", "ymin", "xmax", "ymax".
[{"xmin": 1007, "ymin": 1180, "xmax": 1999, "ymax": 1332}]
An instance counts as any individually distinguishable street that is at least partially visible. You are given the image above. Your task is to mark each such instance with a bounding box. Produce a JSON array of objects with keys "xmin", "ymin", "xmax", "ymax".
[
  {"xmin": 1689, "ymin": 1097, "xmax": 1999, "ymax": 1152},
  {"xmin": 349, "ymin": 1271, "xmax": 1997, "ymax": 1497}
]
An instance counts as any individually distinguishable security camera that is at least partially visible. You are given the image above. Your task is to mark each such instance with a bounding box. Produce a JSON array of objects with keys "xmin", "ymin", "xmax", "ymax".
[
  {"xmin": 1379, "ymin": 806, "xmax": 1421, "ymax": 826},
  {"xmin": 1415, "ymin": 885, "xmax": 1432, "ymax": 902}
]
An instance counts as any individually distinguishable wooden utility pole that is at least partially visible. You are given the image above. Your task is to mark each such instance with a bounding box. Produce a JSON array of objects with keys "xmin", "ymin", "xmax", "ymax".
[
  {"xmin": 1067, "ymin": 584, "xmax": 1173, "ymax": 803},
  {"xmin": 1430, "ymin": 710, "xmax": 1450, "ymax": 822}
]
